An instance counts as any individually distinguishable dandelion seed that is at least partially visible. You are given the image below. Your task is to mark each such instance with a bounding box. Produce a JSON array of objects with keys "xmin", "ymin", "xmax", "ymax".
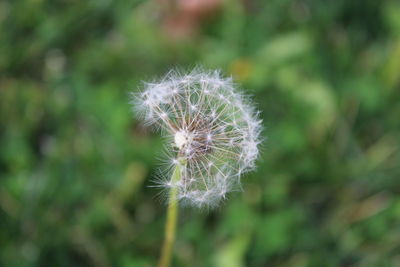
[{"xmin": 132, "ymin": 68, "xmax": 262, "ymax": 208}]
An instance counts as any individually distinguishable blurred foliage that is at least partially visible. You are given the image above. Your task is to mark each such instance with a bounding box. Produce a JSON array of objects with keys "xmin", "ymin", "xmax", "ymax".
[{"xmin": 1, "ymin": 0, "xmax": 400, "ymax": 266}]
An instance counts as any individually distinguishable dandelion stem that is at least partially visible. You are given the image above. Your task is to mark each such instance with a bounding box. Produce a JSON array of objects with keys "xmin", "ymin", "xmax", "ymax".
[{"xmin": 158, "ymin": 160, "xmax": 182, "ymax": 267}]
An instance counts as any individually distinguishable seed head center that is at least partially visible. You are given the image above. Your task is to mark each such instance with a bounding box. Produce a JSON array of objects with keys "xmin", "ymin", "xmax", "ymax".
[{"xmin": 174, "ymin": 130, "xmax": 191, "ymax": 149}]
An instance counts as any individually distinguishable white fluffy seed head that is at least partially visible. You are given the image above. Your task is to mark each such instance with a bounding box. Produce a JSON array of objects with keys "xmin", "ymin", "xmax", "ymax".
[{"xmin": 132, "ymin": 68, "xmax": 262, "ymax": 208}]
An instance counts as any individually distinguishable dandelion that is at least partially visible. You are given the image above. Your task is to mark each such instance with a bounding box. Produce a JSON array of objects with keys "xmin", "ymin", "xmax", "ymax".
[{"xmin": 131, "ymin": 68, "xmax": 262, "ymax": 267}]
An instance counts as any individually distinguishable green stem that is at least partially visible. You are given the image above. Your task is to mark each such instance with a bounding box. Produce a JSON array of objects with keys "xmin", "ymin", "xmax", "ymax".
[{"xmin": 158, "ymin": 161, "xmax": 182, "ymax": 267}]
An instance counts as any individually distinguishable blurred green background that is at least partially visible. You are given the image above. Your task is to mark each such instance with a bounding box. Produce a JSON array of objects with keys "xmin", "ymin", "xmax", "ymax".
[{"xmin": 1, "ymin": 0, "xmax": 400, "ymax": 266}]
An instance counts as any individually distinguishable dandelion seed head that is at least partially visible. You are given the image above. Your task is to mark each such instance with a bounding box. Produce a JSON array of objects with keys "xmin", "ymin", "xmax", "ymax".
[{"xmin": 132, "ymin": 68, "xmax": 262, "ymax": 208}]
